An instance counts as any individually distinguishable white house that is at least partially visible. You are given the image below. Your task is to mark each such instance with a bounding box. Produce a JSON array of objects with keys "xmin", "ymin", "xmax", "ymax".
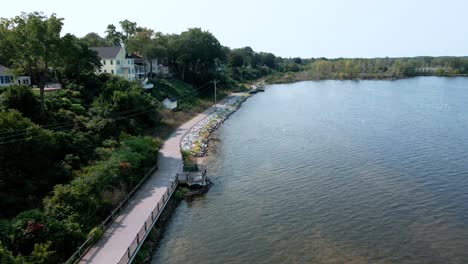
[
  {"xmin": 131, "ymin": 53, "xmax": 169, "ymax": 78},
  {"xmin": 90, "ymin": 46, "xmax": 136, "ymax": 81},
  {"xmin": 0, "ymin": 64, "xmax": 31, "ymax": 87},
  {"xmin": 0, "ymin": 65, "xmax": 14, "ymax": 86},
  {"xmin": 147, "ymin": 58, "xmax": 170, "ymax": 76},
  {"xmin": 162, "ymin": 98, "xmax": 177, "ymax": 110}
]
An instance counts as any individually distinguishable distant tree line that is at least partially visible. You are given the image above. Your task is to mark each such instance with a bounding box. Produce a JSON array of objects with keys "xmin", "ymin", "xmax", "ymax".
[
  {"xmin": 304, "ymin": 57, "xmax": 468, "ymax": 80},
  {"xmin": 0, "ymin": 12, "xmax": 303, "ymax": 263},
  {"xmin": 81, "ymin": 20, "xmax": 303, "ymax": 88}
]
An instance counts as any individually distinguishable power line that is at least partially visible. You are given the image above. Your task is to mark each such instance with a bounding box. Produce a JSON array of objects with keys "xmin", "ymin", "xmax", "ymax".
[
  {"xmin": 0, "ymin": 81, "xmax": 212, "ymax": 138},
  {"xmin": 0, "ymin": 107, "xmax": 154, "ymax": 141},
  {"xmin": 0, "ymin": 101, "xmax": 158, "ymax": 137},
  {"xmin": 0, "ymin": 80, "xmax": 213, "ymax": 137},
  {"xmin": 0, "ymin": 81, "xmax": 215, "ymax": 145},
  {"xmin": 0, "ymin": 107, "xmax": 160, "ymax": 145}
]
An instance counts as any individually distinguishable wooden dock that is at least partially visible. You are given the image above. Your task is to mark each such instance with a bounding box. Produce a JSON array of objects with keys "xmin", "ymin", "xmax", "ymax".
[{"xmin": 177, "ymin": 165, "xmax": 208, "ymax": 187}]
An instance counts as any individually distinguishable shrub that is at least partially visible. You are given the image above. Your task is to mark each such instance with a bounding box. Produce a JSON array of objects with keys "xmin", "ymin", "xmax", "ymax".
[
  {"xmin": 0, "ymin": 85, "xmax": 39, "ymax": 119},
  {"xmin": 88, "ymin": 227, "xmax": 104, "ymax": 243}
]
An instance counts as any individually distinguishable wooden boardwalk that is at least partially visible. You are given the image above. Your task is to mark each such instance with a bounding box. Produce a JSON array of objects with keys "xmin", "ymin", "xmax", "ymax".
[
  {"xmin": 79, "ymin": 108, "xmax": 216, "ymax": 263},
  {"xmin": 79, "ymin": 94, "xmax": 248, "ymax": 263}
]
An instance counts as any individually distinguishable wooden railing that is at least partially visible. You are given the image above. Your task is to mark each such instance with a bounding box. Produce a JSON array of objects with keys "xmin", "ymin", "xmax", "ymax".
[
  {"xmin": 64, "ymin": 165, "xmax": 158, "ymax": 264},
  {"xmin": 118, "ymin": 176, "xmax": 179, "ymax": 264}
]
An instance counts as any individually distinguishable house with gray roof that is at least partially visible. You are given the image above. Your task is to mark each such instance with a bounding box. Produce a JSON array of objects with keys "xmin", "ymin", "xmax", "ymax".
[{"xmin": 90, "ymin": 46, "xmax": 136, "ymax": 81}]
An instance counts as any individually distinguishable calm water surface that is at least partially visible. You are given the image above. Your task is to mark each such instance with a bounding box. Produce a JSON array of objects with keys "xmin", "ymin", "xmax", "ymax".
[{"xmin": 152, "ymin": 77, "xmax": 468, "ymax": 264}]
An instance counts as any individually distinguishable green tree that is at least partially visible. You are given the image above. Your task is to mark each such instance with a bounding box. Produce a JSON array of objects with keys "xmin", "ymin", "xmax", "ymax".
[
  {"xmin": 260, "ymin": 53, "xmax": 276, "ymax": 68},
  {"xmin": 119, "ymin": 19, "xmax": 138, "ymax": 45},
  {"xmin": 0, "ymin": 12, "xmax": 64, "ymax": 110},
  {"xmin": 167, "ymin": 28, "xmax": 226, "ymax": 85},
  {"xmin": 0, "ymin": 110, "xmax": 58, "ymax": 216},
  {"xmin": 104, "ymin": 24, "xmax": 121, "ymax": 46},
  {"xmin": 229, "ymin": 52, "xmax": 244, "ymax": 68},
  {"xmin": 127, "ymin": 29, "xmax": 167, "ymax": 77},
  {"xmin": 27, "ymin": 242, "xmax": 54, "ymax": 264},
  {"xmin": 311, "ymin": 60, "xmax": 333, "ymax": 79},
  {"xmin": 0, "ymin": 85, "xmax": 40, "ymax": 119},
  {"xmin": 57, "ymin": 34, "xmax": 101, "ymax": 83},
  {"xmin": 0, "ymin": 241, "xmax": 20, "ymax": 264},
  {"xmin": 80, "ymin": 32, "xmax": 106, "ymax": 47}
]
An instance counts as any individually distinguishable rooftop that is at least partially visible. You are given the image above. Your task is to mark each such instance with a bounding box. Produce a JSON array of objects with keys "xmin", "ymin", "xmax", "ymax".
[
  {"xmin": 89, "ymin": 46, "xmax": 122, "ymax": 59},
  {"xmin": 0, "ymin": 64, "xmax": 11, "ymax": 75}
]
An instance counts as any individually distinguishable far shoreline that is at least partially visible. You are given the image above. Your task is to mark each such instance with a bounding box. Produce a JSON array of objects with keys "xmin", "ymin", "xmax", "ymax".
[
  {"xmin": 133, "ymin": 92, "xmax": 253, "ymax": 263},
  {"xmin": 264, "ymin": 72, "xmax": 468, "ymax": 85},
  {"xmin": 134, "ymin": 73, "xmax": 465, "ymax": 263}
]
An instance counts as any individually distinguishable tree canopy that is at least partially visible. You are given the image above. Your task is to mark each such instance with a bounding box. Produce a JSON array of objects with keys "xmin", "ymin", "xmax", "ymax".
[{"xmin": 0, "ymin": 12, "xmax": 101, "ymax": 110}]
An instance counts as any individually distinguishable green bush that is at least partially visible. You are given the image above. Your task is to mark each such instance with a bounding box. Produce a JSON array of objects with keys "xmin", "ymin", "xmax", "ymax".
[
  {"xmin": 88, "ymin": 227, "xmax": 104, "ymax": 243},
  {"xmin": 0, "ymin": 241, "xmax": 20, "ymax": 264},
  {"xmin": 27, "ymin": 242, "xmax": 54, "ymax": 264},
  {"xmin": 0, "ymin": 85, "xmax": 39, "ymax": 120},
  {"xmin": 0, "ymin": 110, "xmax": 58, "ymax": 217}
]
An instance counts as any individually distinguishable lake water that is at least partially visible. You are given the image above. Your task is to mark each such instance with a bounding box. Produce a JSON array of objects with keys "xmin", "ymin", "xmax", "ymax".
[{"xmin": 152, "ymin": 77, "xmax": 468, "ymax": 264}]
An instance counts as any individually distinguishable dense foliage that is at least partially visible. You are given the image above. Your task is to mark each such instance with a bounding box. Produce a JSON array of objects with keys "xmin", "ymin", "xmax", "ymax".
[
  {"xmin": 0, "ymin": 77, "xmax": 163, "ymax": 262},
  {"xmin": 1, "ymin": 11, "xmax": 467, "ymax": 264},
  {"xmin": 0, "ymin": 12, "xmax": 262, "ymax": 263},
  {"xmin": 305, "ymin": 57, "xmax": 468, "ymax": 79},
  {"xmin": 0, "ymin": 12, "xmax": 101, "ymax": 109},
  {"xmin": 284, "ymin": 57, "xmax": 468, "ymax": 81}
]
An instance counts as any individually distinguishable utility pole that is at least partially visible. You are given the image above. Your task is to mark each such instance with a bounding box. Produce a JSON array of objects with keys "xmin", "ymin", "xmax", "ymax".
[
  {"xmin": 240, "ymin": 67, "xmax": 243, "ymax": 84},
  {"xmin": 213, "ymin": 80, "xmax": 218, "ymax": 112}
]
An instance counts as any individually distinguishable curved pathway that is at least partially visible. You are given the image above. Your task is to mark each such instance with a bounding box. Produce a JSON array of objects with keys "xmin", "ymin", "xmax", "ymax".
[{"xmin": 80, "ymin": 94, "xmax": 246, "ymax": 263}]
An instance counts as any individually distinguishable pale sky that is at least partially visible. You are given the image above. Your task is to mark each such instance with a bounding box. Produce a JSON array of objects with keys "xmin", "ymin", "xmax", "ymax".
[{"xmin": 1, "ymin": 0, "xmax": 467, "ymax": 58}]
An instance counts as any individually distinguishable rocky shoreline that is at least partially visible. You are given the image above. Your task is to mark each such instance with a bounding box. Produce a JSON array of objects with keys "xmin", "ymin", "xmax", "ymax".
[
  {"xmin": 135, "ymin": 93, "xmax": 252, "ymax": 263},
  {"xmin": 180, "ymin": 93, "xmax": 250, "ymax": 157}
]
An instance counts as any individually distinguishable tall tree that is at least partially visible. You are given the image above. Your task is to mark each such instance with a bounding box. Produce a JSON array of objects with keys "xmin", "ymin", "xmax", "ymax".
[
  {"xmin": 119, "ymin": 19, "xmax": 138, "ymax": 45},
  {"xmin": 81, "ymin": 32, "xmax": 106, "ymax": 47},
  {"xmin": 167, "ymin": 28, "xmax": 226, "ymax": 85},
  {"xmin": 126, "ymin": 28, "xmax": 167, "ymax": 76},
  {"xmin": 57, "ymin": 34, "xmax": 101, "ymax": 82},
  {"xmin": 0, "ymin": 12, "xmax": 64, "ymax": 110},
  {"xmin": 104, "ymin": 24, "xmax": 121, "ymax": 46},
  {"xmin": 229, "ymin": 51, "xmax": 244, "ymax": 68}
]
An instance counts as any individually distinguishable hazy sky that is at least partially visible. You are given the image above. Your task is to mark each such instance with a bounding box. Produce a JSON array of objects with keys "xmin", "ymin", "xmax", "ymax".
[{"xmin": 1, "ymin": 0, "xmax": 467, "ymax": 58}]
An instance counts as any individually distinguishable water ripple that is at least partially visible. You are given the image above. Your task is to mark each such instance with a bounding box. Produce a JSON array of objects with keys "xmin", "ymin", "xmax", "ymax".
[{"xmin": 153, "ymin": 78, "xmax": 468, "ymax": 264}]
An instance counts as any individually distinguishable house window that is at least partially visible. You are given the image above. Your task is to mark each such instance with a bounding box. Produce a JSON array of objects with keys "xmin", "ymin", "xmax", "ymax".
[
  {"xmin": 0, "ymin": 76, "xmax": 3, "ymax": 84},
  {"xmin": 103, "ymin": 60, "xmax": 106, "ymax": 65},
  {"xmin": 4, "ymin": 76, "xmax": 11, "ymax": 83},
  {"xmin": 104, "ymin": 70, "xmax": 107, "ymax": 73},
  {"xmin": 117, "ymin": 60, "xmax": 120, "ymax": 65},
  {"xmin": 110, "ymin": 60, "xmax": 113, "ymax": 65},
  {"xmin": 111, "ymin": 70, "xmax": 114, "ymax": 74}
]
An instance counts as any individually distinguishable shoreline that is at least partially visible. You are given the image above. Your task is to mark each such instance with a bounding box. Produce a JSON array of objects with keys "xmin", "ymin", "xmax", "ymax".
[
  {"xmin": 134, "ymin": 92, "xmax": 253, "ymax": 263},
  {"xmin": 135, "ymin": 74, "xmax": 465, "ymax": 262},
  {"xmin": 180, "ymin": 92, "xmax": 251, "ymax": 158},
  {"xmin": 137, "ymin": 75, "xmax": 468, "ymax": 263},
  {"xmin": 265, "ymin": 71, "xmax": 468, "ymax": 85}
]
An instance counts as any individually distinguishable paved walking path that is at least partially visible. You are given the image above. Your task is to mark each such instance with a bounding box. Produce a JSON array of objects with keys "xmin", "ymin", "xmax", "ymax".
[{"xmin": 79, "ymin": 94, "xmax": 246, "ymax": 264}]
